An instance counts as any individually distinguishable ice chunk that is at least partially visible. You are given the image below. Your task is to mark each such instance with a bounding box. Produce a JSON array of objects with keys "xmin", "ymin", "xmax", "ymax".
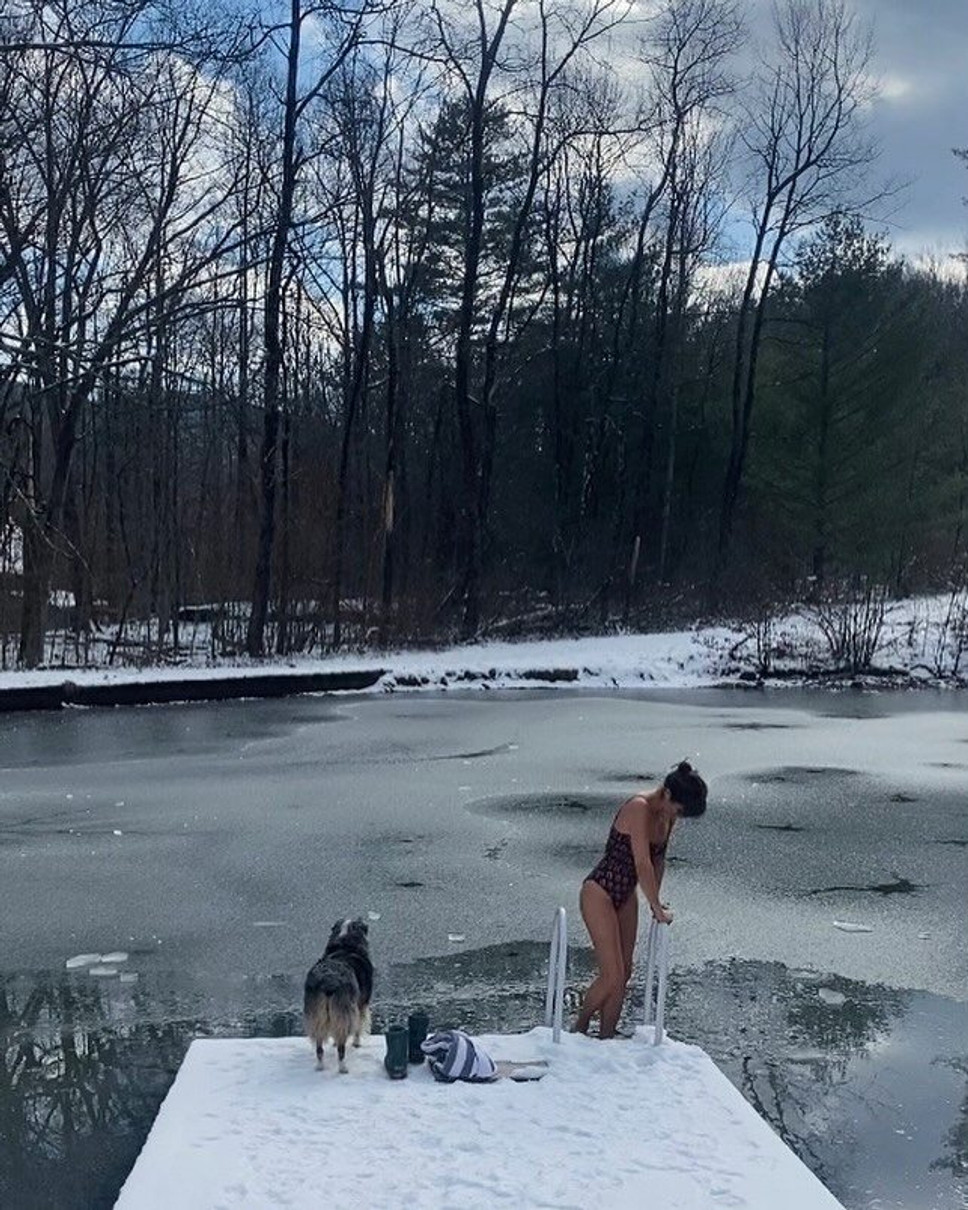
[
  {"xmin": 101, "ymin": 951, "xmax": 128, "ymax": 963},
  {"xmin": 65, "ymin": 953, "xmax": 101, "ymax": 970},
  {"xmin": 447, "ymin": 933, "xmax": 466, "ymax": 942},
  {"xmin": 832, "ymin": 920, "xmax": 872, "ymax": 933},
  {"xmin": 88, "ymin": 966, "xmax": 118, "ymax": 977},
  {"xmin": 817, "ymin": 988, "xmax": 846, "ymax": 1006}
]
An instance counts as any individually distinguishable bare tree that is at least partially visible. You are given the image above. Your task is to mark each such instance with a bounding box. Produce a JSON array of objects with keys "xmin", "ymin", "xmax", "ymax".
[
  {"xmin": 0, "ymin": 0, "xmax": 247, "ymax": 666},
  {"xmin": 656, "ymin": 121, "xmax": 730, "ymax": 582},
  {"xmin": 245, "ymin": 0, "xmax": 371, "ymax": 658},
  {"xmin": 429, "ymin": 0, "xmax": 632, "ymax": 635},
  {"xmin": 622, "ymin": 0, "xmax": 739, "ymax": 610},
  {"xmin": 717, "ymin": 0, "xmax": 875, "ymax": 573}
]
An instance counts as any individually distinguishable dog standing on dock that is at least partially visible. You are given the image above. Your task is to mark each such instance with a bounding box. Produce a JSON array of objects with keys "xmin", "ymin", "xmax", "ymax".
[{"xmin": 304, "ymin": 918, "xmax": 373, "ymax": 1073}]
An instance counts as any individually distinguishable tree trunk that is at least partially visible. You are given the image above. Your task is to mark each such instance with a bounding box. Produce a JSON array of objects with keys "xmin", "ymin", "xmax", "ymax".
[
  {"xmin": 812, "ymin": 316, "xmax": 832, "ymax": 586},
  {"xmin": 247, "ymin": 0, "xmax": 302, "ymax": 657},
  {"xmin": 380, "ymin": 293, "xmax": 399, "ymax": 638}
]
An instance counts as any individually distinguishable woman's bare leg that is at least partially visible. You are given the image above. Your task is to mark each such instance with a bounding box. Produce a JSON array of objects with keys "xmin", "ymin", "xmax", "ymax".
[
  {"xmin": 600, "ymin": 892, "xmax": 639, "ymax": 1038},
  {"xmin": 573, "ymin": 881, "xmax": 624, "ymax": 1035},
  {"xmin": 618, "ymin": 891, "xmax": 638, "ymax": 984}
]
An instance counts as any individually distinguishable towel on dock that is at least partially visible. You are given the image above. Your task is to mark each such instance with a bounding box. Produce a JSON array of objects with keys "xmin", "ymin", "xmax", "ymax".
[{"xmin": 420, "ymin": 1030, "xmax": 497, "ymax": 1083}]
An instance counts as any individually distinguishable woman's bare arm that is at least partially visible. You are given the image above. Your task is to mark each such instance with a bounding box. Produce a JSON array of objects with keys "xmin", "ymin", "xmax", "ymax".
[
  {"xmin": 654, "ymin": 854, "xmax": 666, "ymax": 893},
  {"xmin": 628, "ymin": 808, "xmax": 672, "ymax": 923}
]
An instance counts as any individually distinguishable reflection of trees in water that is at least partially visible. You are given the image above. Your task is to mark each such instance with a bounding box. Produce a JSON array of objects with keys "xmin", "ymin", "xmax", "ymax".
[
  {"xmin": 932, "ymin": 1057, "xmax": 968, "ymax": 1185},
  {"xmin": 0, "ymin": 974, "xmax": 191, "ymax": 1209},
  {"xmin": 744, "ymin": 971, "xmax": 904, "ymax": 1190},
  {"xmin": 666, "ymin": 959, "xmax": 906, "ymax": 1193},
  {"xmin": 0, "ymin": 974, "xmax": 300, "ymax": 1210},
  {"xmin": 784, "ymin": 976, "xmax": 903, "ymax": 1066}
]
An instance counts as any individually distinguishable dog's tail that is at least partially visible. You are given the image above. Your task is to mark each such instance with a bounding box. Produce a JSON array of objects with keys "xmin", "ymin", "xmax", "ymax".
[{"xmin": 304, "ymin": 982, "xmax": 360, "ymax": 1049}]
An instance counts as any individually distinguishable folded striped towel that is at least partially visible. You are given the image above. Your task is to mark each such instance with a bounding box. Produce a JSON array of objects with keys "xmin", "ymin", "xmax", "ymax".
[{"xmin": 420, "ymin": 1030, "xmax": 497, "ymax": 1083}]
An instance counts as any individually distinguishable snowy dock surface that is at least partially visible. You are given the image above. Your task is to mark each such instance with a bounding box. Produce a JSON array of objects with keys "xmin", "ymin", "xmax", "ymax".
[{"xmin": 115, "ymin": 1027, "xmax": 843, "ymax": 1209}]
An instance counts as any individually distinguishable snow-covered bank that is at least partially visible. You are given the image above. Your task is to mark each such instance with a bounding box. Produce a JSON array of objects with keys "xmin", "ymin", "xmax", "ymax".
[
  {"xmin": 0, "ymin": 628, "xmax": 733, "ymax": 703},
  {"xmin": 1, "ymin": 592, "xmax": 966, "ymax": 704},
  {"xmin": 379, "ymin": 628, "xmax": 735, "ymax": 690},
  {"xmin": 114, "ymin": 1027, "xmax": 843, "ymax": 1210}
]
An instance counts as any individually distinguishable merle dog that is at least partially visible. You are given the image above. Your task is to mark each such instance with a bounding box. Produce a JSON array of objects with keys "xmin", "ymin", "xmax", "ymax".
[{"xmin": 303, "ymin": 918, "xmax": 373, "ymax": 1073}]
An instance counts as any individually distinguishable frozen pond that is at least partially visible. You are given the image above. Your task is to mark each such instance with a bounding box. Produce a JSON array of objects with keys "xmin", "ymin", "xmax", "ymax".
[{"xmin": 1, "ymin": 688, "xmax": 967, "ymax": 1208}]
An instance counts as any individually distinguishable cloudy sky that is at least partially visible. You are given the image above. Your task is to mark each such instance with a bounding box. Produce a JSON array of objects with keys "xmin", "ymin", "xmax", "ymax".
[{"xmin": 831, "ymin": 0, "xmax": 966, "ymax": 259}]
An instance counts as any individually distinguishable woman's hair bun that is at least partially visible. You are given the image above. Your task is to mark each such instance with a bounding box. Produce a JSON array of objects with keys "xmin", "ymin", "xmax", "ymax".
[{"xmin": 663, "ymin": 760, "xmax": 707, "ymax": 817}]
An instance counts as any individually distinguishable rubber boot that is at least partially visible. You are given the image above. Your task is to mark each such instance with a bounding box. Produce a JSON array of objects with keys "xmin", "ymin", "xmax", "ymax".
[
  {"xmin": 408, "ymin": 1011, "xmax": 429, "ymax": 1063},
  {"xmin": 384, "ymin": 1024, "xmax": 409, "ymax": 1079}
]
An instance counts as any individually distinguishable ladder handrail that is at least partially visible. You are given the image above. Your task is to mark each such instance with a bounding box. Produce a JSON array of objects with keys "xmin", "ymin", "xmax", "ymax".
[
  {"xmin": 642, "ymin": 918, "xmax": 671, "ymax": 1045},
  {"xmin": 545, "ymin": 907, "xmax": 669, "ymax": 1045},
  {"xmin": 544, "ymin": 906, "xmax": 568, "ymax": 1043}
]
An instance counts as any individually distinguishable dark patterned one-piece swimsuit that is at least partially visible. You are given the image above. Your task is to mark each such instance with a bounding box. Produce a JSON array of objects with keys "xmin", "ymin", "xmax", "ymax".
[{"xmin": 585, "ymin": 820, "xmax": 667, "ymax": 910}]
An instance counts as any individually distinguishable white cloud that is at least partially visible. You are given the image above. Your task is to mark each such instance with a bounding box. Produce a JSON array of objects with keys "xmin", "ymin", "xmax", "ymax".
[{"xmin": 878, "ymin": 72, "xmax": 914, "ymax": 102}]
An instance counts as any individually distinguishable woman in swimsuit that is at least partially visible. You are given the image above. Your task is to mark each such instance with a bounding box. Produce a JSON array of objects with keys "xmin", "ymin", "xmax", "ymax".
[{"xmin": 573, "ymin": 761, "xmax": 707, "ymax": 1038}]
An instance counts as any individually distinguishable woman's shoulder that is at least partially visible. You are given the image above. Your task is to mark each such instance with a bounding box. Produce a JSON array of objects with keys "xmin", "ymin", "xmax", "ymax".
[
  {"xmin": 616, "ymin": 792, "xmax": 652, "ymax": 826},
  {"xmin": 624, "ymin": 790, "xmax": 658, "ymax": 812}
]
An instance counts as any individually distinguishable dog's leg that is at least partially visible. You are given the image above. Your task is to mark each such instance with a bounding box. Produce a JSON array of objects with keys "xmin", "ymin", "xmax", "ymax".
[
  {"xmin": 353, "ymin": 1007, "xmax": 370, "ymax": 1048},
  {"xmin": 337, "ymin": 1041, "xmax": 348, "ymax": 1074},
  {"xmin": 315, "ymin": 1042, "xmax": 324, "ymax": 1071}
]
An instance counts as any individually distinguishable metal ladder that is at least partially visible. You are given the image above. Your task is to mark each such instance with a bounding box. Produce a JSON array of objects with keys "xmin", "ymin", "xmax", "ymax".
[{"xmin": 545, "ymin": 907, "xmax": 671, "ymax": 1044}]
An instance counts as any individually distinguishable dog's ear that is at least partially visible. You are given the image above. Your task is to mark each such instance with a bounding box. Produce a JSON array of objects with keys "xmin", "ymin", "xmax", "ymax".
[{"xmin": 359, "ymin": 919, "xmax": 369, "ymax": 936}]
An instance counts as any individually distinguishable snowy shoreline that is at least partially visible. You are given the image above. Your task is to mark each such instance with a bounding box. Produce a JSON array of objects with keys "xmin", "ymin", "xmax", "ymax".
[{"xmin": 1, "ymin": 599, "xmax": 967, "ymax": 708}]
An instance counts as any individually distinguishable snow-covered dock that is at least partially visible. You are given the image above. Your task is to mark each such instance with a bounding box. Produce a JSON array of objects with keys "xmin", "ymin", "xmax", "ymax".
[{"xmin": 115, "ymin": 1027, "xmax": 843, "ymax": 1209}]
